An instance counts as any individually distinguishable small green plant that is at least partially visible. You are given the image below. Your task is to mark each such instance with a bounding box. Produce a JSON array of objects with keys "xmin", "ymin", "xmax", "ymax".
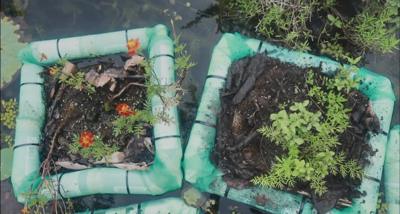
[
  {"xmin": 349, "ymin": 0, "xmax": 399, "ymax": 53},
  {"xmin": 69, "ymin": 133, "xmax": 117, "ymax": 161},
  {"xmin": 252, "ymin": 68, "xmax": 363, "ymax": 196},
  {"xmin": 1, "ymin": 98, "xmax": 17, "ymax": 129},
  {"xmin": 112, "ymin": 103, "xmax": 156, "ymax": 137},
  {"xmin": 59, "ymin": 71, "xmax": 95, "ymax": 94},
  {"xmin": 223, "ymin": 0, "xmax": 399, "ymax": 59}
]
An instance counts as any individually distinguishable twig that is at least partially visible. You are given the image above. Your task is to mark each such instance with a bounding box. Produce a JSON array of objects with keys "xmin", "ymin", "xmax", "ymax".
[
  {"xmin": 227, "ymin": 131, "xmax": 259, "ymax": 151},
  {"xmin": 110, "ymin": 82, "xmax": 147, "ymax": 101},
  {"xmin": 48, "ymin": 83, "xmax": 66, "ymax": 119}
]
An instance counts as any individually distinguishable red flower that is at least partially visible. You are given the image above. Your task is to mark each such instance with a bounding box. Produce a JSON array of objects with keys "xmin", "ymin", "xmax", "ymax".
[
  {"xmin": 116, "ymin": 103, "xmax": 135, "ymax": 117},
  {"xmin": 79, "ymin": 131, "xmax": 94, "ymax": 148},
  {"xmin": 127, "ymin": 38, "xmax": 140, "ymax": 56}
]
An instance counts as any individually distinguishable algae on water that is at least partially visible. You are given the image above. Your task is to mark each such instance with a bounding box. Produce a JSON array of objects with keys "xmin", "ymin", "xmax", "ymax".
[{"xmin": 1, "ymin": 17, "xmax": 26, "ymax": 88}]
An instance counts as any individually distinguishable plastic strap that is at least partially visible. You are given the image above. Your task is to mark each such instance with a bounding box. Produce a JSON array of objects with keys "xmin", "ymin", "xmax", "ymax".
[
  {"xmin": 150, "ymin": 54, "xmax": 174, "ymax": 60},
  {"xmin": 57, "ymin": 173, "xmax": 66, "ymax": 200},
  {"xmin": 13, "ymin": 143, "xmax": 40, "ymax": 150},
  {"xmin": 20, "ymin": 82, "xmax": 44, "ymax": 87},
  {"xmin": 206, "ymin": 75, "xmax": 227, "ymax": 81},
  {"xmin": 194, "ymin": 120, "xmax": 216, "ymax": 128},
  {"xmin": 126, "ymin": 170, "xmax": 131, "ymax": 194},
  {"xmin": 154, "ymin": 135, "xmax": 181, "ymax": 141},
  {"xmin": 56, "ymin": 39, "xmax": 62, "ymax": 59}
]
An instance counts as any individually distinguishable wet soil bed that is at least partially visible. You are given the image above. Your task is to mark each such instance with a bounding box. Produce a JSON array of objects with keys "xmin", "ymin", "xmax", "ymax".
[
  {"xmin": 40, "ymin": 54, "xmax": 155, "ymax": 174},
  {"xmin": 212, "ymin": 54, "xmax": 380, "ymax": 213}
]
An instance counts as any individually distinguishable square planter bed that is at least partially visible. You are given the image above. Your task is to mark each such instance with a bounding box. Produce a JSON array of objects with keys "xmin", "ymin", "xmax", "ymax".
[
  {"xmin": 11, "ymin": 24, "xmax": 183, "ymax": 203},
  {"xmin": 183, "ymin": 33, "xmax": 395, "ymax": 213}
]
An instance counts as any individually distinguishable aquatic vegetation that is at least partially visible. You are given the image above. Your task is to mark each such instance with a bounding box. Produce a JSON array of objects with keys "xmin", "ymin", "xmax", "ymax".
[
  {"xmin": 1, "ymin": 98, "xmax": 17, "ymax": 130},
  {"xmin": 0, "ymin": 17, "xmax": 26, "ymax": 88}
]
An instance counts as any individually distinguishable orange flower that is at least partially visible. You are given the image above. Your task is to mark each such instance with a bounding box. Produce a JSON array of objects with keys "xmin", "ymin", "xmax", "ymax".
[
  {"xmin": 116, "ymin": 103, "xmax": 135, "ymax": 117},
  {"xmin": 127, "ymin": 38, "xmax": 140, "ymax": 56},
  {"xmin": 79, "ymin": 131, "xmax": 94, "ymax": 148},
  {"xmin": 48, "ymin": 66, "xmax": 59, "ymax": 75},
  {"xmin": 21, "ymin": 206, "xmax": 29, "ymax": 214}
]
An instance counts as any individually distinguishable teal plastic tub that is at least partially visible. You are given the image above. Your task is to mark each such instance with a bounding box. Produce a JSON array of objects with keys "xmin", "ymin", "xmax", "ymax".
[
  {"xmin": 384, "ymin": 125, "xmax": 400, "ymax": 214},
  {"xmin": 76, "ymin": 197, "xmax": 200, "ymax": 214},
  {"xmin": 183, "ymin": 33, "xmax": 395, "ymax": 213},
  {"xmin": 12, "ymin": 25, "xmax": 183, "ymax": 203}
]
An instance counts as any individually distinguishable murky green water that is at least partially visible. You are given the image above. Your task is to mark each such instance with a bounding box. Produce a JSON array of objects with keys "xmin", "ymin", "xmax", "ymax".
[{"xmin": 1, "ymin": 0, "xmax": 398, "ymax": 213}]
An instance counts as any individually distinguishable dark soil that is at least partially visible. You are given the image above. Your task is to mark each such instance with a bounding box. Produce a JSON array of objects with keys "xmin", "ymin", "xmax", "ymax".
[
  {"xmin": 40, "ymin": 54, "xmax": 154, "ymax": 173},
  {"xmin": 211, "ymin": 54, "xmax": 380, "ymax": 213}
]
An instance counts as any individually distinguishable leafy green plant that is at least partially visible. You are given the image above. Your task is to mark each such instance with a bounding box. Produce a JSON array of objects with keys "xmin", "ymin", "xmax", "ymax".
[
  {"xmin": 223, "ymin": 0, "xmax": 399, "ymax": 58},
  {"xmin": 349, "ymin": 0, "xmax": 399, "ymax": 53},
  {"xmin": 112, "ymin": 103, "xmax": 156, "ymax": 137},
  {"xmin": 252, "ymin": 68, "xmax": 363, "ymax": 196},
  {"xmin": 1, "ymin": 98, "xmax": 17, "ymax": 129},
  {"xmin": 69, "ymin": 134, "xmax": 117, "ymax": 161},
  {"xmin": 59, "ymin": 71, "xmax": 95, "ymax": 94}
]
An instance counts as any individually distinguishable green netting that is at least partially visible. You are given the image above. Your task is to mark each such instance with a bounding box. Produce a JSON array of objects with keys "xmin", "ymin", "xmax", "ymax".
[
  {"xmin": 12, "ymin": 24, "xmax": 183, "ymax": 203},
  {"xmin": 384, "ymin": 125, "xmax": 400, "ymax": 214},
  {"xmin": 76, "ymin": 198, "xmax": 200, "ymax": 214},
  {"xmin": 183, "ymin": 33, "xmax": 395, "ymax": 213}
]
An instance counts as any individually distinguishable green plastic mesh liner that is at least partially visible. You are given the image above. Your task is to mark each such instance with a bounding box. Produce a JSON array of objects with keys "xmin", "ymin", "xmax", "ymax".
[
  {"xmin": 183, "ymin": 33, "xmax": 395, "ymax": 213},
  {"xmin": 76, "ymin": 197, "xmax": 200, "ymax": 214},
  {"xmin": 12, "ymin": 24, "xmax": 183, "ymax": 203}
]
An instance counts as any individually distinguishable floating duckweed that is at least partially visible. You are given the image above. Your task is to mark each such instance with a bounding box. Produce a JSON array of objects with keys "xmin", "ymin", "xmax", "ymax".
[{"xmin": 1, "ymin": 98, "xmax": 17, "ymax": 129}]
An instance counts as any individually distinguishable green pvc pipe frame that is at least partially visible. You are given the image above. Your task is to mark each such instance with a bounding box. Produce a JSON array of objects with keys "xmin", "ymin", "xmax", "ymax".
[
  {"xmin": 183, "ymin": 33, "xmax": 395, "ymax": 213},
  {"xmin": 384, "ymin": 125, "xmax": 400, "ymax": 214},
  {"xmin": 12, "ymin": 24, "xmax": 183, "ymax": 203},
  {"xmin": 76, "ymin": 197, "xmax": 200, "ymax": 214}
]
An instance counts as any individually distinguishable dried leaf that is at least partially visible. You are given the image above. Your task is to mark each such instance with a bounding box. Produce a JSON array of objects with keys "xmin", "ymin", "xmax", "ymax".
[
  {"xmin": 55, "ymin": 161, "xmax": 89, "ymax": 170},
  {"xmin": 104, "ymin": 68, "xmax": 127, "ymax": 78},
  {"xmin": 143, "ymin": 137, "xmax": 154, "ymax": 154},
  {"xmin": 96, "ymin": 74, "xmax": 112, "ymax": 87},
  {"xmin": 61, "ymin": 61, "xmax": 77, "ymax": 76},
  {"xmin": 85, "ymin": 69, "xmax": 99, "ymax": 85},
  {"xmin": 94, "ymin": 152, "xmax": 126, "ymax": 164},
  {"xmin": 124, "ymin": 55, "xmax": 144, "ymax": 70}
]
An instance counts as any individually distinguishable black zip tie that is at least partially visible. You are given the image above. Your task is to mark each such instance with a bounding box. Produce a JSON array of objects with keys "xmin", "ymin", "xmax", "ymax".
[
  {"xmin": 194, "ymin": 120, "xmax": 216, "ymax": 128},
  {"xmin": 13, "ymin": 143, "xmax": 40, "ymax": 150},
  {"xmin": 364, "ymin": 175, "xmax": 380, "ymax": 183},
  {"xmin": 150, "ymin": 54, "xmax": 175, "ymax": 60},
  {"xmin": 125, "ymin": 170, "xmax": 131, "ymax": 194},
  {"xmin": 57, "ymin": 173, "xmax": 66, "ymax": 200},
  {"xmin": 223, "ymin": 186, "xmax": 230, "ymax": 197},
  {"xmin": 125, "ymin": 29, "xmax": 129, "ymax": 44},
  {"xmin": 56, "ymin": 38, "xmax": 62, "ymax": 59},
  {"xmin": 154, "ymin": 135, "xmax": 181, "ymax": 141},
  {"xmin": 206, "ymin": 75, "xmax": 227, "ymax": 81},
  {"xmin": 20, "ymin": 82, "xmax": 44, "ymax": 87},
  {"xmin": 257, "ymin": 41, "xmax": 263, "ymax": 53},
  {"xmin": 298, "ymin": 196, "xmax": 307, "ymax": 213}
]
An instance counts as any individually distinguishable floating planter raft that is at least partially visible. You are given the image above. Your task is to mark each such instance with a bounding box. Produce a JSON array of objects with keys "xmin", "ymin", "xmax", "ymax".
[
  {"xmin": 183, "ymin": 33, "xmax": 395, "ymax": 213},
  {"xmin": 76, "ymin": 197, "xmax": 199, "ymax": 214},
  {"xmin": 384, "ymin": 125, "xmax": 400, "ymax": 214},
  {"xmin": 12, "ymin": 24, "xmax": 183, "ymax": 203}
]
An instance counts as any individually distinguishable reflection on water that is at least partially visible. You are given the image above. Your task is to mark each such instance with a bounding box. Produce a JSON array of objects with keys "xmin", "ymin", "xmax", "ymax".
[{"xmin": 1, "ymin": 0, "xmax": 398, "ymax": 213}]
